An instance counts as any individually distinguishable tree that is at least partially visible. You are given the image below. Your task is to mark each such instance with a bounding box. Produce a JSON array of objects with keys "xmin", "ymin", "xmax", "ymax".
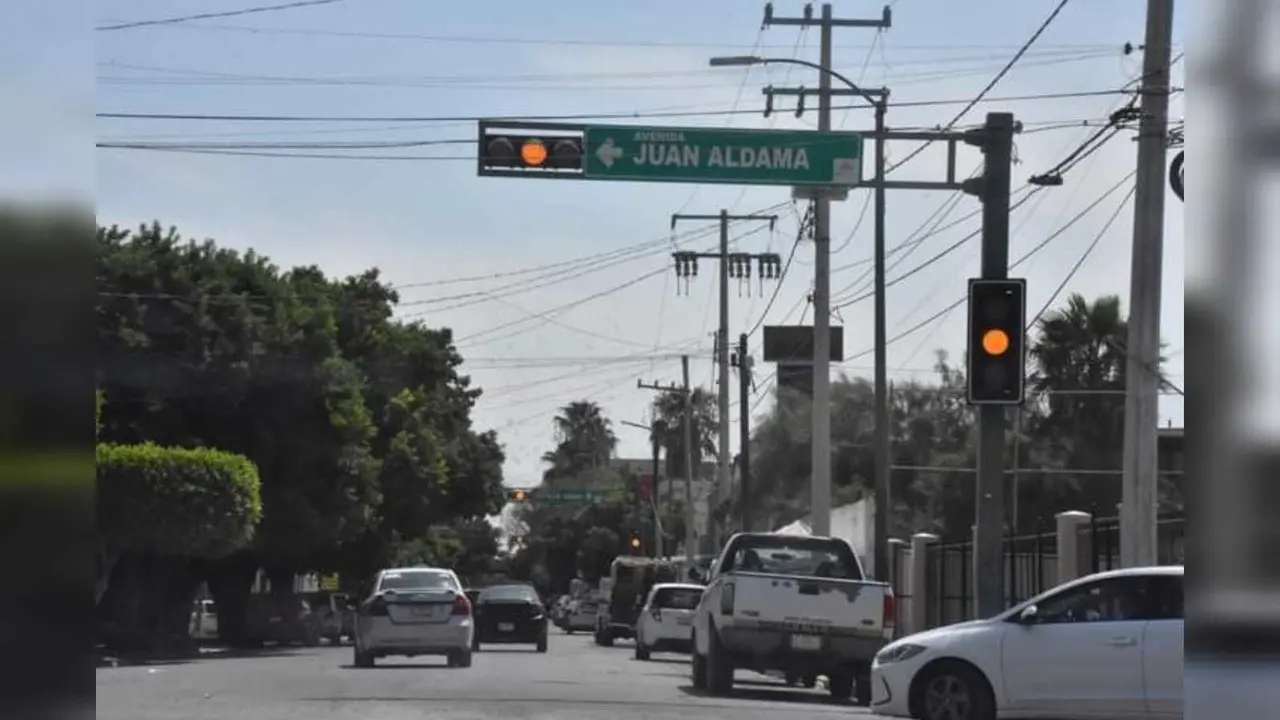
[
  {"xmin": 541, "ymin": 401, "xmax": 616, "ymax": 480},
  {"xmin": 650, "ymin": 388, "xmax": 717, "ymax": 480},
  {"xmin": 96, "ymin": 222, "xmax": 506, "ymax": 645},
  {"xmin": 96, "ymin": 442, "xmax": 262, "ymax": 649}
]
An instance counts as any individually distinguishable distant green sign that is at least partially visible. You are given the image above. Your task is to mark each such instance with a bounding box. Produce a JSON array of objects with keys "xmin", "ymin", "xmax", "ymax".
[
  {"xmin": 540, "ymin": 488, "xmax": 607, "ymax": 506},
  {"xmin": 583, "ymin": 125, "xmax": 864, "ymax": 187}
]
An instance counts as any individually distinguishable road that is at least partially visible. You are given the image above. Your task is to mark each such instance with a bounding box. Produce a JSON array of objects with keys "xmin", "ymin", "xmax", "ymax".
[{"xmin": 97, "ymin": 630, "xmax": 892, "ymax": 720}]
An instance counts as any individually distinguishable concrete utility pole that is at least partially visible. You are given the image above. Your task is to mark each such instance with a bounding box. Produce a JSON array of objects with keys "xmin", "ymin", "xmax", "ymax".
[
  {"xmin": 968, "ymin": 113, "xmax": 1017, "ymax": 618},
  {"xmin": 681, "ymin": 356, "xmax": 697, "ymax": 572},
  {"xmin": 763, "ymin": 2, "xmax": 891, "ymax": 539},
  {"xmin": 731, "ymin": 333, "xmax": 754, "ymax": 532},
  {"xmin": 670, "ymin": 211, "xmax": 778, "ymax": 546},
  {"xmin": 1120, "ymin": 0, "xmax": 1175, "ymax": 568},
  {"xmin": 637, "ymin": 373, "xmax": 696, "ymax": 569}
]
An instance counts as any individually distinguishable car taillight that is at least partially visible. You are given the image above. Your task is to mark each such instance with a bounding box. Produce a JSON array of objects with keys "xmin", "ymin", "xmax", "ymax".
[
  {"xmin": 651, "ymin": 607, "xmax": 662, "ymax": 622},
  {"xmin": 883, "ymin": 591, "xmax": 896, "ymax": 638},
  {"xmin": 366, "ymin": 596, "xmax": 389, "ymax": 616},
  {"xmin": 720, "ymin": 583, "xmax": 735, "ymax": 616},
  {"xmin": 451, "ymin": 594, "xmax": 471, "ymax": 616}
]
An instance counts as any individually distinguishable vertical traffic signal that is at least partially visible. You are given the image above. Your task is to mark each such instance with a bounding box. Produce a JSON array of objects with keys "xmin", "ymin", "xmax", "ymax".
[
  {"xmin": 966, "ymin": 278, "xmax": 1027, "ymax": 404},
  {"xmin": 628, "ymin": 530, "xmax": 643, "ymax": 554}
]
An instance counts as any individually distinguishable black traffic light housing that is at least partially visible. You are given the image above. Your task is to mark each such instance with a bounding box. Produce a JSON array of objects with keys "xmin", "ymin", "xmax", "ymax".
[
  {"xmin": 478, "ymin": 121, "xmax": 586, "ymax": 176},
  {"xmin": 628, "ymin": 529, "xmax": 643, "ymax": 554},
  {"xmin": 966, "ymin": 278, "xmax": 1027, "ymax": 405}
]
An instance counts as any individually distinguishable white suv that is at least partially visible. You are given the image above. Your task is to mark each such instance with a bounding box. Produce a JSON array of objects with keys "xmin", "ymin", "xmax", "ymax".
[
  {"xmin": 352, "ymin": 567, "xmax": 474, "ymax": 668},
  {"xmin": 635, "ymin": 583, "xmax": 703, "ymax": 660}
]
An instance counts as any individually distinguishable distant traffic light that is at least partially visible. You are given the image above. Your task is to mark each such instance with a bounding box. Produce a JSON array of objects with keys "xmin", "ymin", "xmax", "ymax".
[
  {"xmin": 628, "ymin": 530, "xmax": 643, "ymax": 554},
  {"xmin": 480, "ymin": 133, "xmax": 584, "ymax": 173},
  {"xmin": 966, "ymin": 278, "xmax": 1027, "ymax": 404},
  {"xmin": 509, "ymin": 488, "xmax": 529, "ymax": 502}
]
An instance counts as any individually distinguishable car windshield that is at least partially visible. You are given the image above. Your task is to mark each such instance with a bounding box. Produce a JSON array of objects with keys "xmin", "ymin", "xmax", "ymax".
[
  {"xmin": 377, "ymin": 570, "xmax": 455, "ymax": 592},
  {"xmin": 480, "ymin": 585, "xmax": 537, "ymax": 602},
  {"xmin": 653, "ymin": 587, "xmax": 702, "ymax": 609},
  {"xmin": 723, "ymin": 536, "xmax": 862, "ymax": 579}
]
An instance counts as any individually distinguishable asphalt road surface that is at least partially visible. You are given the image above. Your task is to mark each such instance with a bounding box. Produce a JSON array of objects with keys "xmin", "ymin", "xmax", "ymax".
[{"xmin": 97, "ymin": 630, "xmax": 894, "ymax": 720}]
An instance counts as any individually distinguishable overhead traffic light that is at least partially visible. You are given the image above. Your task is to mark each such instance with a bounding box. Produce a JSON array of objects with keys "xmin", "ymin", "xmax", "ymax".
[
  {"xmin": 966, "ymin": 278, "xmax": 1027, "ymax": 405},
  {"xmin": 479, "ymin": 131, "xmax": 584, "ymax": 173},
  {"xmin": 508, "ymin": 488, "xmax": 529, "ymax": 502},
  {"xmin": 628, "ymin": 530, "xmax": 643, "ymax": 554}
]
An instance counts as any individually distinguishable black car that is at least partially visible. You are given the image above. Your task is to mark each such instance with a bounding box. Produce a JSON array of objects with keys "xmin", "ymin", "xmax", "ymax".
[{"xmin": 472, "ymin": 584, "xmax": 548, "ymax": 652}]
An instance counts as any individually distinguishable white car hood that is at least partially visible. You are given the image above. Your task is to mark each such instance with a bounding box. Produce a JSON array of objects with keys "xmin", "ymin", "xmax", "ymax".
[{"xmin": 887, "ymin": 618, "xmax": 996, "ymax": 650}]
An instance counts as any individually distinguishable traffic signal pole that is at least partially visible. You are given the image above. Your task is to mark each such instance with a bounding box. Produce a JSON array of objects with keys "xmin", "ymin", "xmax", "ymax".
[
  {"xmin": 732, "ymin": 333, "xmax": 753, "ymax": 532},
  {"xmin": 971, "ymin": 113, "xmax": 1016, "ymax": 619},
  {"xmin": 670, "ymin": 211, "xmax": 778, "ymax": 548}
]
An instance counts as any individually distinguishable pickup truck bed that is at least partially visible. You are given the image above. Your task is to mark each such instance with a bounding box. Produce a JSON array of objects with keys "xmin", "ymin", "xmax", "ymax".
[{"xmin": 690, "ymin": 532, "xmax": 894, "ymax": 704}]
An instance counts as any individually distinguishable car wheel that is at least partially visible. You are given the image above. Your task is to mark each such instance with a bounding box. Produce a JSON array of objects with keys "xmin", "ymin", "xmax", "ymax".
[
  {"xmin": 599, "ymin": 629, "xmax": 614, "ymax": 647},
  {"xmin": 853, "ymin": 669, "xmax": 872, "ymax": 706},
  {"xmin": 634, "ymin": 642, "xmax": 650, "ymax": 661},
  {"xmin": 827, "ymin": 671, "xmax": 854, "ymax": 702},
  {"xmin": 447, "ymin": 649, "xmax": 472, "ymax": 668},
  {"xmin": 690, "ymin": 632, "xmax": 708, "ymax": 689},
  {"xmin": 705, "ymin": 627, "xmax": 733, "ymax": 696},
  {"xmin": 912, "ymin": 660, "xmax": 996, "ymax": 720},
  {"xmin": 352, "ymin": 646, "xmax": 374, "ymax": 668}
]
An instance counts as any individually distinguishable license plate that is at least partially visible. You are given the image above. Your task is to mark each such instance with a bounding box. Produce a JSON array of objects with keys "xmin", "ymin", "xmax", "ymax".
[
  {"xmin": 676, "ymin": 617, "xmax": 692, "ymax": 626},
  {"xmin": 790, "ymin": 634, "xmax": 821, "ymax": 651},
  {"xmin": 499, "ymin": 622, "xmax": 515, "ymax": 632},
  {"xmin": 410, "ymin": 606, "xmax": 433, "ymax": 617}
]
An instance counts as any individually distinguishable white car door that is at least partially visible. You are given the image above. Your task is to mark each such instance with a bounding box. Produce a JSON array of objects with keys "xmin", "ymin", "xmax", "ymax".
[
  {"xmin": 1141, "ymin": 574, "xmax": 1183, "ymax": 717},
  {"xmin": 1001, "ymin": 575, "xmax": 1151, "ymax": 718}
]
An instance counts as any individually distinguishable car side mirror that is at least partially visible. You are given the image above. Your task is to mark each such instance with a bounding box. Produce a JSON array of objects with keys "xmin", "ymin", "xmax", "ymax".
[{"xmin": 1017, "ymin": 605, "xmax": 1040, "ymax": 625}]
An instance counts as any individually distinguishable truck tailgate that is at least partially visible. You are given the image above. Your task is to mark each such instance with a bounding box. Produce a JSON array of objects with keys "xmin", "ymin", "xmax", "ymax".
[{"xmin": 727, "ymin": 572, "xmax": 887, "ymax": 636}]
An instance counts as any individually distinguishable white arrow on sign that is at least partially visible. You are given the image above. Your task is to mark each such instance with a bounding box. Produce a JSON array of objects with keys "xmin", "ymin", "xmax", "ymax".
[{"xmin": 595, "ymin": 138, "xmax": 624, "ymax": 168}]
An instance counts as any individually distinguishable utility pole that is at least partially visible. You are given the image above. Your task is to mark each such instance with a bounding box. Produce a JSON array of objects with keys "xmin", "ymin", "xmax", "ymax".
[
  {"xmin": 968, "ymin": 112, "xmax": 1017, "ymax": 618},
  {"xmin": 637, "ymin": 373, "xmax": 695, "ymax": 569},
  {"xmin": 762, "ymin": 2, "xmax": 891, "ymax": 542},
  {"xmin": 1120, "ymin": 0, "xmax": 1174, "ymax": 568},
  {"xmin": 731, "ymin": 333, "xmax": 754, "ymax": 532},
  {"xmin": 681, "ymin": 356, "xmax": 696, "ymax": 573},
  {"xmin": 671, "ymin": 211, "xmax": 779, "ymax": 546}
]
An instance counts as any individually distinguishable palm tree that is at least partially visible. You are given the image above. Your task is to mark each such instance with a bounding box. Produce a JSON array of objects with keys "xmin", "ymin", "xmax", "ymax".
[
  {"xmin": 541, "ymin": 401, "xmax": 617, "ymax": 481},
  {"xmin": 1028, "ymin": 293, "xmax": 1128, "ymax": 469},
  {"xmin": 649, "ymin": 387, "xmax": 717, "ymax": 481}
]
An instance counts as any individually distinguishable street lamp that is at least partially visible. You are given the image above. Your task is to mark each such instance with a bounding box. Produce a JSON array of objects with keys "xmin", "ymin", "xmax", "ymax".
[{"xmin": 709, "ymin": 54, "xmax": 891, "ymax": 568}]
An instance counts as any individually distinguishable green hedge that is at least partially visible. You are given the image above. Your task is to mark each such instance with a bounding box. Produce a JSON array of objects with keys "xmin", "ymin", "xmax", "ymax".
[{"xmin": 97, "ymin": 442, "xmax": 262, "ymax": 558}]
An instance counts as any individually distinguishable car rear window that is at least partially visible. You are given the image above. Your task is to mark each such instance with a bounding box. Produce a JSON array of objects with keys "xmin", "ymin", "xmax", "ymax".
[
  {"xmin": 378, "ymin": 570, "xmax": 455, "ymax": 592},
  {"xmin": 653, "ymin": 587, "xmax": 702, "ymax": 609},
  {"xmin": 480, "ymin": 585, "xmax": 537, "ymax": 602},
  {"xmin": 724, "ymin": 536, "xmax": 863, "ymax": 580}
]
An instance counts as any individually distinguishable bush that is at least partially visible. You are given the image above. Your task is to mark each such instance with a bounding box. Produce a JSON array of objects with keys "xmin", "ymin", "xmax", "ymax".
[{"xmin": 97, "ymin": 443, "xmax": 262, "ymax": 557}]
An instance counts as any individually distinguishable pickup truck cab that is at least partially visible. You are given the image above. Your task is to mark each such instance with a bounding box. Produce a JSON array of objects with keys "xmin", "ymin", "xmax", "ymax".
[{"xmin": 690, "ymin": 532, "xmax": 895, "ymax": 703}]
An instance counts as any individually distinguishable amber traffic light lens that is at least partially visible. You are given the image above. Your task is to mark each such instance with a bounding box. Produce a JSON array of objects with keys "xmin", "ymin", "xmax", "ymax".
[
  {"xmin": 520, "ymin": 139, "xmax": 548, "ymax": 166},
  {"xmin": 630, "ymin": 538, "xmax": 641, "ymax": 548},
  {"xmin": 981, "ymin": 328, "xmax": 1010, "ymax": 356}
]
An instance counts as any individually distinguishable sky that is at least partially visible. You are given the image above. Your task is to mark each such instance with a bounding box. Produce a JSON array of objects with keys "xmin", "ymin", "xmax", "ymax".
[{"xmin": 72, "ymin": 0, "xmax": 1186, "ymax": 487}]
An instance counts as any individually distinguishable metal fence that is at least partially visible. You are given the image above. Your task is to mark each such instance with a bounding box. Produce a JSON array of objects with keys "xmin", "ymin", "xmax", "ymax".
[
  {"xmin": 919, "ymin": 513, "xmax": 1184, "ymax": 629},
  {"xmin": 1084, "ymin": 514, "xmax": 1186, "ymax": 572},
  {"xmin": 924, "ymin": 524, "xmax": 1058, "ymax": 628}
]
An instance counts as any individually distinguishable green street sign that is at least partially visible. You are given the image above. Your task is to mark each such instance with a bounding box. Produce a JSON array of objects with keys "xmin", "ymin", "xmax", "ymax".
[
  {"xmin": 541, "ymin": 488, "xmax": 607, "ymax": 506},
  {"xmin": 583, "ymin": 125, "xmax": 864, "ymax": 187}
]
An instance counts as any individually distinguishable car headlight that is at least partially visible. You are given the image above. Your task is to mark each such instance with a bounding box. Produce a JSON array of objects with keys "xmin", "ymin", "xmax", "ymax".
[{"xmin": 875, "ymin": 643, "xmax": 927, "ymax": 664}]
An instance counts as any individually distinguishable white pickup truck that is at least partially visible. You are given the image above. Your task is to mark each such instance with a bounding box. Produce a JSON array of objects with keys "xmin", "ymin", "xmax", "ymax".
[{"xmin": 690, "ymin": 532, "xmax": 895, "ymax": 703}]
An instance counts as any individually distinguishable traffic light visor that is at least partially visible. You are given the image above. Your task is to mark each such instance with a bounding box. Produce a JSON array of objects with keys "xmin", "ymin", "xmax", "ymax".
[
  {"xmin": 981, "ymin": 328, "xmax": 1010, "ymax": 356},
  {"xmin": 520, "ymin": 139, "xmax": 548, "ymax": 166}
]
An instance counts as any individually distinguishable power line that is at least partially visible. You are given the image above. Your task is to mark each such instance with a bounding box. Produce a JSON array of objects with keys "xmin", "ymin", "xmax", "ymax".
[
  {"xmin": 98, "ymin": 21, "xmax": 1128, "ymax": 52},
  {"xmin": 95, "ymin": 88, "xmax": 1136, "ymax": 123},
  {"xmin": 885, "ymin": 0, "xmax": 1074, "ymax": 175},
  {"xmin": 98, "ymin": 0, "xmax": 348, "ymax": 32}
]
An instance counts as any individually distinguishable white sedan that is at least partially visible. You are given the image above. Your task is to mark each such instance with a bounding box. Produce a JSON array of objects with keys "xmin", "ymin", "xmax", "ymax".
[{"xmin": 871, "ymin": 566, "xmax": 1182, "ymax": 720}]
